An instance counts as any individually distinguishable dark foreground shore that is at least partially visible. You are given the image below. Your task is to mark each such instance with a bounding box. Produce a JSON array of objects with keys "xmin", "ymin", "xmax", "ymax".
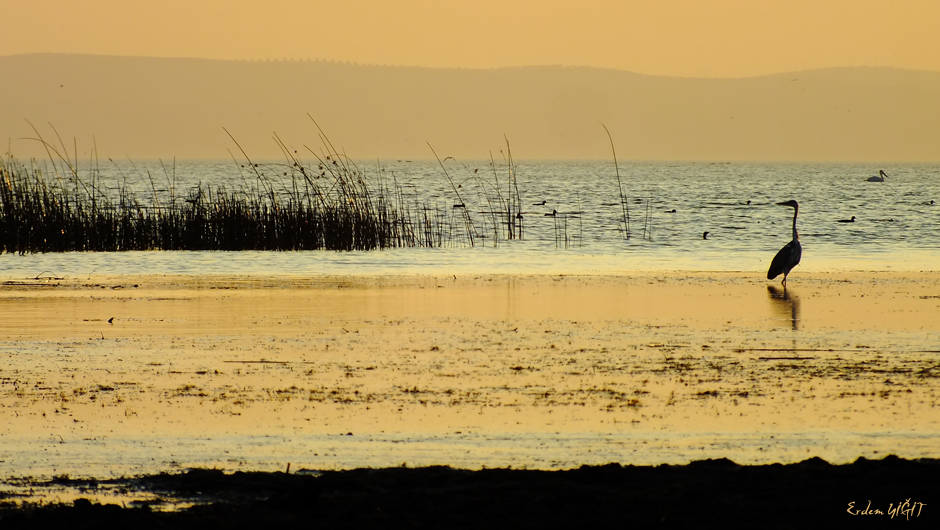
[{"xmin": 1, "ymin": 456, "xmax": 936, "ymax": 529}]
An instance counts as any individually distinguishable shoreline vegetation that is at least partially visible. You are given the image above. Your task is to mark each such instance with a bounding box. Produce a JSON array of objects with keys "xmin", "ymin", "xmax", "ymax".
[
  {"xmin": 0, "ymin": 123, "xmax": 649, "ymax": 254},
  {"xmin": 0, "ymin": 149, "xmax": 530, "ymax": 253},
  {"xmin": 1, "ymin": 456, "xmax": 936, "ymax": 527},
  {"xmin": 0, "ymin": 139, "xmax": 454, "ymax": 254},
  {"xmin": 0, "ymin": 126, "xmax": 537, "ymax": 254}
]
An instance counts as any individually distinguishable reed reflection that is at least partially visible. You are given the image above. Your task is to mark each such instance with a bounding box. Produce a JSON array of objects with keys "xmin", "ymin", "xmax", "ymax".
[{"xmin": 767, "ymin": 285, "xmax": 800, "ymax": 331}]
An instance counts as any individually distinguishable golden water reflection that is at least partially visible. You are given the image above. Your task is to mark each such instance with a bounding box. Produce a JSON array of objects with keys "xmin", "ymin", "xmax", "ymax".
[
  {"xmin": 767, "ymin": 285, "xmax": 800, "ymax": 331},
  {"xmin": 0, "ymin": 272, "xmax": 938, "ymax": 480}
]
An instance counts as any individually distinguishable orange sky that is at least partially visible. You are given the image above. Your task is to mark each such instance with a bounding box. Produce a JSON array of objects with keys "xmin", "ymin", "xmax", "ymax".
[{"xmin": 3, "ymin": 0, "xmax": 939, "ymax": 78}]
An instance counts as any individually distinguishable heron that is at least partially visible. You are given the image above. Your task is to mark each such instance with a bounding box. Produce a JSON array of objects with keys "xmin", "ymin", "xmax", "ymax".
[
  {"xmin": 767, "ymin": 200, "xmax": 802, "ymax": 287},
  {"xmin": 867, "ymin": 169, "xmax": 888, "ymax": 182},
  {"xmin": 837, "ymin": 215, "xmax": 856, "ymax": 223}
]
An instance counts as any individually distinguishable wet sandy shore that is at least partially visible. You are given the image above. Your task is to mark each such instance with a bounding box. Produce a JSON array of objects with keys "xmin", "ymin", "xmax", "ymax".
[{"xmin": 0, "ymin": 272, "xmax": 938, "ymax": 491}]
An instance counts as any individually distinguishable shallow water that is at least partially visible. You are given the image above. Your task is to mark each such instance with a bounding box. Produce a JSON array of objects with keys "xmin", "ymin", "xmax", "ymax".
[
  {"xmin": 0, "ymin": 160, "xmax": 938, "ymax": 502},
  {"xmin": 2, "ymin": 161, "xmax": 938, "ymax": 276},
  {"xmin": 0, "ymin": 273, "xmax": 937, "ymax": 488}
]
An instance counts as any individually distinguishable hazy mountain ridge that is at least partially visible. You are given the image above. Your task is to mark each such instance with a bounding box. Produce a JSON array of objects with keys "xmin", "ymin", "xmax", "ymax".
[{"xmin": 2, "ymin": 53, "xmax": 939, "ymax": 161}]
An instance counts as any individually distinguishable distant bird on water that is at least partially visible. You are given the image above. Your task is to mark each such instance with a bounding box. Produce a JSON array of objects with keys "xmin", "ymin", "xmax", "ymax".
[
  {"xmin": 837, "ymin": 215, "xmax": 857, "ymax": 223},
  {"xmin": 702, "ymin": 231, "xmax": 709, "ymax": 240},
  {"xmin": 867, "ymin": 169, "xmax": 888, "ymax": 182},
  {"xmin": 767, "ymin": 200, "xmax": 802, "ymax": 287}
]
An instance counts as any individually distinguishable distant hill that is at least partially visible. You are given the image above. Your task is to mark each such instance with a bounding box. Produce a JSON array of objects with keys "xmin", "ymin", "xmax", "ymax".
[{"xmin": 2, "ymin": 54, "xmax": 939, "ymax": 161}]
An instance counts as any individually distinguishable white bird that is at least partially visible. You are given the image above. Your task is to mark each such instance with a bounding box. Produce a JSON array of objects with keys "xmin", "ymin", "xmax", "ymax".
[
  {"xmin": 867, "ymin": 169, "xmax": 888, "ymax": 182},
  {"xmin": 767, "ymin": 200, "xmax": 802, "ymax": 287}
]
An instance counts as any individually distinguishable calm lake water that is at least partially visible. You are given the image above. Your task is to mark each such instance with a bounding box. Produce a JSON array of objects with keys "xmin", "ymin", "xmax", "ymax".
[{"xmin": 2, "ymin": 160, "xmax": 938, "ymax": 276}]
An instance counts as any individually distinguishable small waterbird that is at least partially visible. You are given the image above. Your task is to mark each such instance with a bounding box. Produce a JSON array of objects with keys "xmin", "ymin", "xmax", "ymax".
[
  {"xmin": 867, "ymin": 169, "xmax": 888, "ymax": 182},
  {"xmin": 837, "ymin": 216, "xmax": 857, "ymax": 223},
  {"xmin": 767, "ymin": 200, "xmax": 802, "ymax": 287},
  {"xmin": 702, "ymin": 231, "xmax": 709, "ymax": 240}
]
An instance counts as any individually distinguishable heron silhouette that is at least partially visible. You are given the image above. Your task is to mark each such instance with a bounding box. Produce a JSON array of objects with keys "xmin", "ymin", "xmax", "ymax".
[
  {"xmin": 767, "ymin": 200, "xmax": 802, "ymax": 287},
  {"xmin": 867, "ymin": 170, "xmax": 888, "ymax": 182}
]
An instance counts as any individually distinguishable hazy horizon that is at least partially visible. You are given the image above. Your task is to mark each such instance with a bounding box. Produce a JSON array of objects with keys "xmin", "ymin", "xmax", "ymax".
[
  {"xmin": 5, "ymin": 2, "xmax": 940, "ymax": 162},
  {"xmin": 4, "ymin": 54, "xmax": 940, "ymax": 162},
  {"xmin": 9, "ymin": 51, "xmax": 940, "ymax": 80}
]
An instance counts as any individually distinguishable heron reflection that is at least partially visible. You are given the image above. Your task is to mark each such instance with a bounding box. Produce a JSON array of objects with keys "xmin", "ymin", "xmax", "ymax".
[{"xmin": 767, "ymin": 285, "xmax": 800, "ymax": 331}]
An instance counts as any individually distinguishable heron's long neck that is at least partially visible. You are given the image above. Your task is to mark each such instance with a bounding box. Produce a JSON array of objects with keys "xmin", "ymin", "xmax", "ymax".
[{"xmin": 791, "ymin": 207, "xmax": 800, "ymax": 240}]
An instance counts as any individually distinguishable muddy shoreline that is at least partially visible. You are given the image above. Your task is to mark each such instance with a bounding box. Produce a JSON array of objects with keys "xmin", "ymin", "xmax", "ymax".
[
  {"xmin": 1, "ymin": 456, "xmax": 937, "ymax": 528},
  {"xmin": 1, "ymin": 273, "xmax": 938, "ymax": 526},
  {"xmin": 2, "ymin": 273, "xmax": 938, "ymax": 477}
]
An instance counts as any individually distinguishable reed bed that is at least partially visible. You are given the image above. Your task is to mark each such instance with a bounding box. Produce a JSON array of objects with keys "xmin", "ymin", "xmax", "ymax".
[
  {"xmin": 1, "ymin": 124, "xmax": 638, "ymax": 254},
  {"xmin": 0, "ymin": 155, "xmax": 461, "ymax": 254}
]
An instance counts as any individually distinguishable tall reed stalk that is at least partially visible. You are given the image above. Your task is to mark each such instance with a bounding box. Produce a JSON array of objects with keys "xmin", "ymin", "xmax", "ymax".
[{"xmin": 602, "ymin": 124, "xmax": 630, "ymax": 240}]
